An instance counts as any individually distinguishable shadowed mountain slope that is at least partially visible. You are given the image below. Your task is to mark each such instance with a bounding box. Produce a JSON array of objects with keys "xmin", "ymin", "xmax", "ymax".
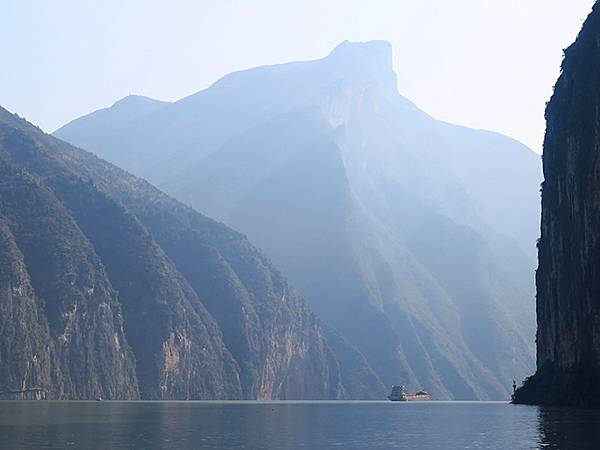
[{"xmin": 0, "ymin": 106, "xmax": 384, "ymax": 400}]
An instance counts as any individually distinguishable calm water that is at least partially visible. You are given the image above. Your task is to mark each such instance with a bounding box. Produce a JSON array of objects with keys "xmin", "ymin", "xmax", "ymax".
[{"xmin": 1, "ymin": 401, "xmax": 600, "ymax": 449}]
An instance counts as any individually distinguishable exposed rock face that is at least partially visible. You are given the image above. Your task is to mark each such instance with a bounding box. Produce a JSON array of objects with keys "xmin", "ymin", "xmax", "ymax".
[
  {"xmin": 514, "ymin": 3, "xmax": 600, "ymax": 406},
  {"xmin": 56, "ymin": 41, "xmax": 542, "ymax": 399},
  {"xmin": 0, "ymin": 218, "xmax": 59, "ymax": 398},
  {"xmin": 0, "ymin": 156, "xmax": 138, "ymax": 399},
  {"xmin": 0, "ymin": 106, "xmax": 384, "ymax": 399}
]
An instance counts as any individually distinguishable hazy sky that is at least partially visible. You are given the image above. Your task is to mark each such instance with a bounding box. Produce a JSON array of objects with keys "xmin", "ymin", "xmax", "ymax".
[{"xmin": 0, "ymin": 0, "xmax": 595, "ymax": 152}]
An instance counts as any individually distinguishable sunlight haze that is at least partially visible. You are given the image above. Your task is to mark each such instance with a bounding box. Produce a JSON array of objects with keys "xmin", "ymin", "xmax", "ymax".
[{"xmin": 0, "ymin": 0, "xmax": 595, "ymax": 152}]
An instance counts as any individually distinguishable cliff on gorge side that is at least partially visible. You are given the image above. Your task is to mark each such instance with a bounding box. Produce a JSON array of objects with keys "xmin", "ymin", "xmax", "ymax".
[{"xmin": 514, "ymin": 2, "xmax": 600, "ymax": 406}]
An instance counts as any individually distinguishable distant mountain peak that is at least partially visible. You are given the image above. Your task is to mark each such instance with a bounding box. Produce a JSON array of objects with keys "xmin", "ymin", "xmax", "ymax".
[
  {"xmin": 318, "ymin": 40, "xmax": 401, "ymax": 115},
  {"xmin": 54, "ymin": 95, "xmax": 169, "ymax": 137},
  {"xmin": 328, "ymin": 40, "xmax": 392, "ymax": 58},
  {"xmin": 325, "ymin": 40, "xmax": 393, "ymax": 72},
  {"xmin": 110, "ymin": 94, "xmax": 168, "ymax": 111}
]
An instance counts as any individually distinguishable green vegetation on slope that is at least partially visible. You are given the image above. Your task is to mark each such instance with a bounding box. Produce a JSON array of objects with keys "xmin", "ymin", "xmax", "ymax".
[{"xmin": 0, "ymin": 106, "xmax": 384, "ymax": 399}]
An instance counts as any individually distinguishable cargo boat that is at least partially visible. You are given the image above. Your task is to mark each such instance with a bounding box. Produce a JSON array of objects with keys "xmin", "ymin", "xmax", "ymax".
[{"xmin": 388, "ymin": 385, "xmax": 430, "ymax": 401}]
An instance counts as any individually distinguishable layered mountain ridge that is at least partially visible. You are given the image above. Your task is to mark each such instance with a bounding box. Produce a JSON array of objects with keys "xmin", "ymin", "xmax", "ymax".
[
  {"xmin": 57, "ymin": 41, "xmax": 542, "ymax": 399},
  {"xmin": 0, "ymin": 106, "xmax": 384, "ymax": 400}
]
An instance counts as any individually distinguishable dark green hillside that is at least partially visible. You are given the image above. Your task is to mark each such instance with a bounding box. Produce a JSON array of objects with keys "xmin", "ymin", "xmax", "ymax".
[
  {"xmin": 0, "ymin": 106, "xmax": 384, "ymax": 399},
  {"xmin": 0, "ymin": 215, "xmax": 59, "ymax": 398},
  {"xmin": 0, "ymin": 156, "xmax": 138, "ymax": 399}
]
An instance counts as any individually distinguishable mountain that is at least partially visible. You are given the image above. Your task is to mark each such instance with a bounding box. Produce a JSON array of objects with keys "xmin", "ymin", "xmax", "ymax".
[
  {"xmin": 0, "ymin": 106, "xmax": 384, "ymax": 400},
  {"xmin": 56, "ymin": 41, "xmax": 542, "ymax": 399},
  {"xmin": 514, "ymin": 3, "xmax": 600, "ymax": 406}
]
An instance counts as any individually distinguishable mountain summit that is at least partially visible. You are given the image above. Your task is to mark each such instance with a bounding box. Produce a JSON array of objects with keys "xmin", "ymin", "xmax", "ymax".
[
  {"xmin": 55, "ymin": 41, "xmax": 542, "ymax": 399},
  {"xmin": 325, "ymin": 40, "xmax": 395, "ymax": 78}
]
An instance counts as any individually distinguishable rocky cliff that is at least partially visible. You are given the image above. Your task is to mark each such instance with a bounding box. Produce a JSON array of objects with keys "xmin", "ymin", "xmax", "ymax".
[
  {"xmin": 0, "ymin": 106, "xmax": 384, "ymax": 399},
  {"xmin": 0, "ymin": 154, "xmax": 139, "ymax": 399},
  {"xmin": 513, "ymin": 2, "xmax": 600, "ymax": 406}
]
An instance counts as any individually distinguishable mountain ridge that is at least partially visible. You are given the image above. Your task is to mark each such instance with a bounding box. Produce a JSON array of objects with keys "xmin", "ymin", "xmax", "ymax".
[{"xmin": 55, "ymin": 41, "xmax": 541, "ymax": 399}]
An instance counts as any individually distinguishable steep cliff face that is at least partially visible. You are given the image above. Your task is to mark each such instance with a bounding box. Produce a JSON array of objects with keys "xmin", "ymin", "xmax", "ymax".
[
  {"xmin": 0, "ymin": 125, "xmax": 236, "ymax": 400},
  {"xmin": 0, "ymin": 106, "xmax": 384, "ymax": 399},
  {"xmin": 514, "ymin": 3, "xmax": 600, "ymax": 406},
  {"xmin": 0, "ymin": 157, "xmax": 139, "ymax": 399},
  {"xmin": 0, "ymin": 218, "xmax": 59, "ymax": 397}
]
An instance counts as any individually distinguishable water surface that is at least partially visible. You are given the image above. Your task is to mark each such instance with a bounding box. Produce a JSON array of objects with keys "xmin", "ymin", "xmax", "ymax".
[{"xmin": 1, "ymin": 401, "xmax": 599, "ymax": 449}]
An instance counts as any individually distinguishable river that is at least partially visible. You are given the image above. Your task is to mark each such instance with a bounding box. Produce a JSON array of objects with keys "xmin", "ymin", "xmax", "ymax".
[{"xmin": 1, "ymin": 400, "xmax": 599, "ymax": 449}]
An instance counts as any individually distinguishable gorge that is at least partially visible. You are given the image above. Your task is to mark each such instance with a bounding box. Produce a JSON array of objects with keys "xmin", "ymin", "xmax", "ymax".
[{"xmin": 56, "ymin": 41, "xmax": 542, "ymax": 400}]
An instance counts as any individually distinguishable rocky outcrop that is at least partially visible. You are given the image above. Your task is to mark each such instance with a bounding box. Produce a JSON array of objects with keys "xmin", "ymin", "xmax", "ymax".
[
  {"xmin": 0, "ymin": 218, "xmax": 59, "ymax": 398},
  {"xmin": 0, "ymin": 106, "xmax": 384, "ymax": 399},
  {"xmin": 0, "ymin": 158, "xmax": 138, "ymax": 399},
  {"xmin": 513, "ymin": 3, "xmax": 600, "ymax": 406}
]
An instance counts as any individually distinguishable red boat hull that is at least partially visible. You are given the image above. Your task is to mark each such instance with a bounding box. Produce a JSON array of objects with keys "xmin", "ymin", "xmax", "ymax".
[{"xmin": 402, "ymin": 394, "xmax": 430, "ymax": 401}]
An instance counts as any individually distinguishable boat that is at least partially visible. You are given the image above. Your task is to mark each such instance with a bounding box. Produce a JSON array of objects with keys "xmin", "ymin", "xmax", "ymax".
[{"xmin": 387, "ymin": 385, "xmax": 430, "ymax": 401}]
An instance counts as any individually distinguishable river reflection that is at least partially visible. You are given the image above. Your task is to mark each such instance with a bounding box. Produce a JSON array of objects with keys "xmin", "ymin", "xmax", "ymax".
[
  {"xmin": 537, "ymin": 406, "xmax": 600, "ymax": 449},
  {"xmin": 1, "ymin": 401, "xmax": 600, "ymax": 449}
]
